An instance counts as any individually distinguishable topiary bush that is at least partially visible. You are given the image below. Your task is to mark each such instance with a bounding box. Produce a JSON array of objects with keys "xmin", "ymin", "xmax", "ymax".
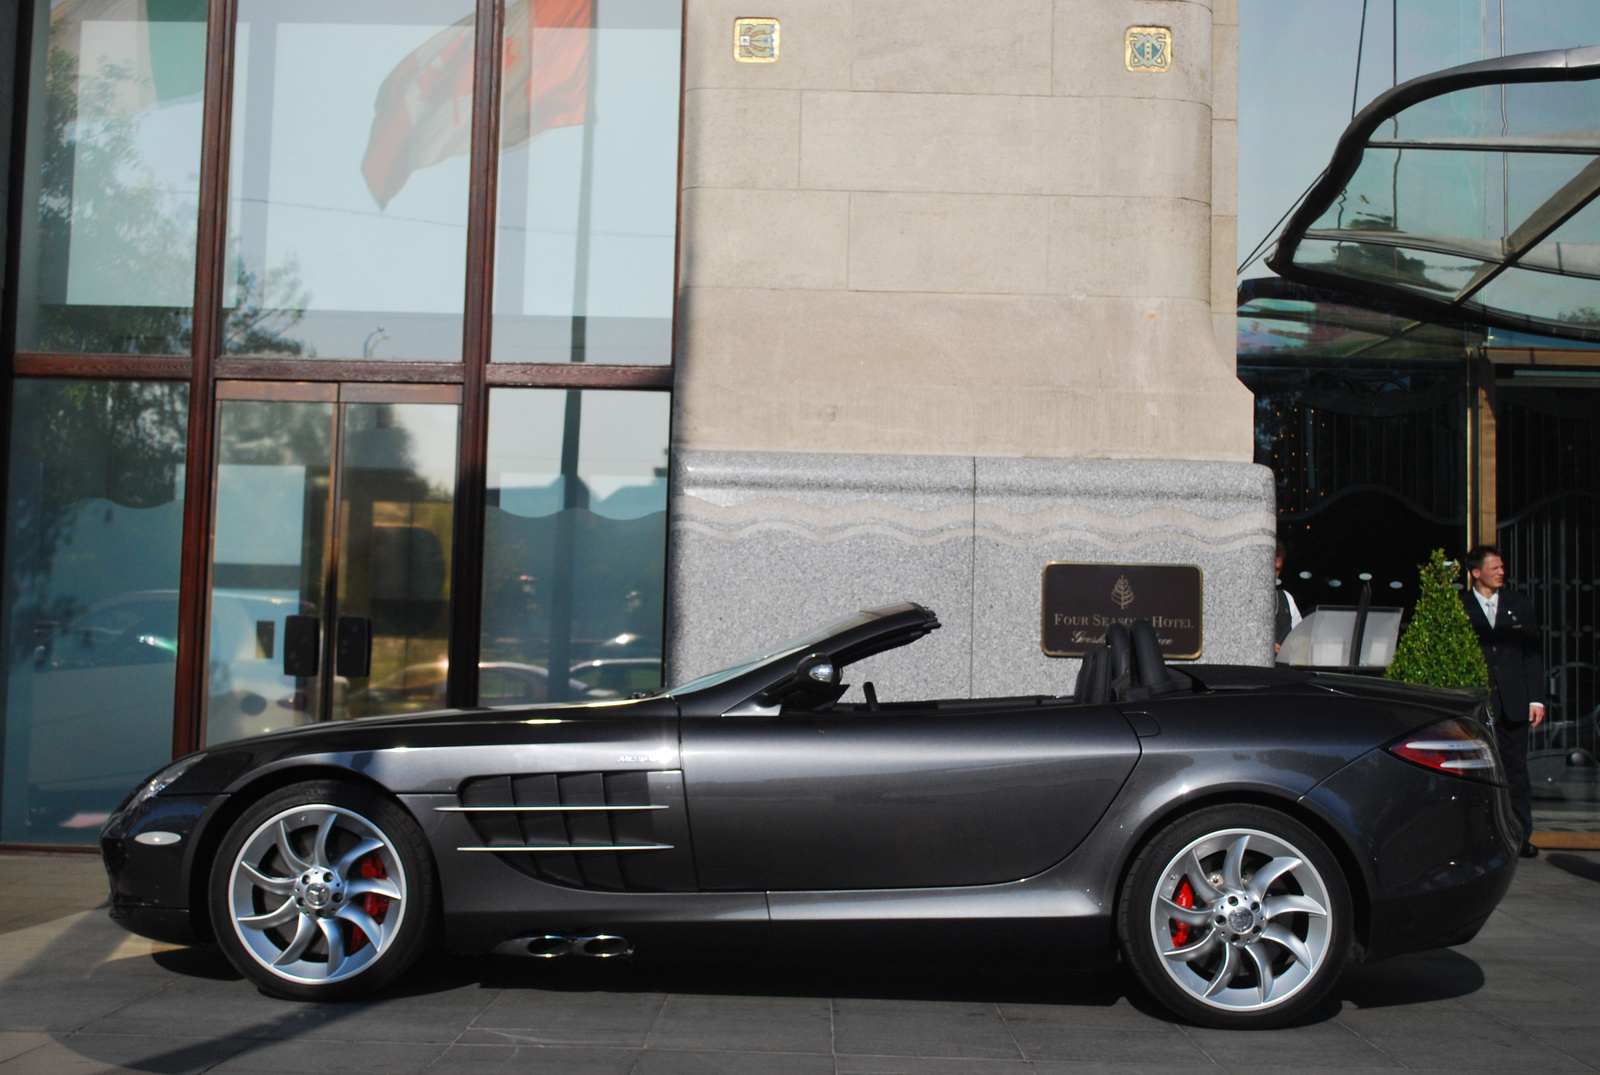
[{"xmin": 1385, "ymin": 548, "xmax": 1489, "ymax": 691}]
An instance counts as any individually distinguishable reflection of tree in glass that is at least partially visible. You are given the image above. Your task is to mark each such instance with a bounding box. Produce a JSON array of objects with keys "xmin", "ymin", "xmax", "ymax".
[
  {"xmin": 218, "ymin": 398, "xmax": 332, "ymax": 468},
  {"xmin": 34, "ymin": 40, "xmax": 309, "ymax": 354},
  {"xmin": 1330, "ymin": 214, "xmax": 1453, "ymax": 293},
  {"xmin": 4, "ymin": 381, "xmax": 189, "ymax": 660},
  {"xmin": 223, "ymin": 260, "xmax": 314, "ymax": 357},
  {"xmin": 35, "ymin": 43, "xmax": 191, "ymax": 352}
]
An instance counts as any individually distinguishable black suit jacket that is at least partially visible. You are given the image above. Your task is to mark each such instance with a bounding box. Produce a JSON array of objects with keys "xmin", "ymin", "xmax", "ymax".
[{"xmin": 1461, "ymin": 589, "xmax": 1545, "ymax": 724}]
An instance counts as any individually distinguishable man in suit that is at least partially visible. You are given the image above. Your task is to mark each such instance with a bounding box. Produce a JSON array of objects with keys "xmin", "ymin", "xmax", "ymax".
[
  {"xmin": 1461, "ymin": 545, "xmax": 1545, "ymax": 858},
  {"xmin": 1274, "ymin": 540, "xmax": 1302, "ymax": 653}
]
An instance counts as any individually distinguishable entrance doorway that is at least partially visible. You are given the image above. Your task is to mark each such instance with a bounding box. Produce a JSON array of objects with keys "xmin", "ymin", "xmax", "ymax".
[
  {"xmin": 204, "ymin": 382, "xmax": 460, "ymax": 745},
  {"xmin": 1490, "ymin": 371, "xmax": 1600, "ymax": 807}
]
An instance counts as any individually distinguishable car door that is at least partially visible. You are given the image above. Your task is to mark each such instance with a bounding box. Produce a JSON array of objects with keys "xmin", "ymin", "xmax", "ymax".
[{"xmin": 680, "ymin": 698, "xmax": 1141, "ymax": 891}]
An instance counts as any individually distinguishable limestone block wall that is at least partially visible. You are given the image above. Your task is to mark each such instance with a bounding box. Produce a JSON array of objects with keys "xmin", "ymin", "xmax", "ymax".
[
  {"xmin": 667, "ymin": 4, "xmax": 1272, "ymax": 690},
  {"xmin": 675, "ymin": 0, "xmax": 1252, "ymax": 463}
]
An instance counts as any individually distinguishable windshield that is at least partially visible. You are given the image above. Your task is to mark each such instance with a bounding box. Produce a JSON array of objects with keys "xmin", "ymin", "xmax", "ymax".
[{"xmin": 665, "ymin": 611, "xmax": 880, "ymax": 697}]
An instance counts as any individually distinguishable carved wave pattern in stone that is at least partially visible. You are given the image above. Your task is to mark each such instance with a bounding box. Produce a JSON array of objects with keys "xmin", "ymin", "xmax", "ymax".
[{"xmin": 672, "ymin": 495, "xmax": 1274, "ymax": 552}]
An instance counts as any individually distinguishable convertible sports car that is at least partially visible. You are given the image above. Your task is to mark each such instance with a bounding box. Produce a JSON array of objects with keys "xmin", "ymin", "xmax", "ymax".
[{"xmin": 101, "ymin": 603, "xmax": 1517, "ymax": 1028}]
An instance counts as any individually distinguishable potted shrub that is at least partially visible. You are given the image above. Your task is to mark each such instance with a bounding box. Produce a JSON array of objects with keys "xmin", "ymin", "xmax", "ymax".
[{"xmin": 1385, "ymin": 548, "xmax": 1489, "ymax": 696}]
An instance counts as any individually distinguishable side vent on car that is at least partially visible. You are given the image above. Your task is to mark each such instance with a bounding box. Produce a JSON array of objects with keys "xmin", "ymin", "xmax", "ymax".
[{"xmin": 439, "ymin": 771, "xmax": 697, "ymax": 892}]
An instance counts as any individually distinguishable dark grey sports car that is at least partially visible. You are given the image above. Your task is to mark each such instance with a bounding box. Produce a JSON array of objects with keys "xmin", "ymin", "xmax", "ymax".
[{"xmin": 101, "ymin": 603, "xmax": 1518, "ymax": 1028}]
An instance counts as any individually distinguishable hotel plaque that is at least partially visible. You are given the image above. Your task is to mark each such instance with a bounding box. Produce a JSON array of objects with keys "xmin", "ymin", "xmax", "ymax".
[{"xmin": 1042, "ymin": 562, "xmax": 1203, "ymax": 659}]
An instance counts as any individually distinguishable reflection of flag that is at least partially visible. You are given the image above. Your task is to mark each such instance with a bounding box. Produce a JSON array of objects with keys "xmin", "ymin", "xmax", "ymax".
[
  {"xmin": 361, "ymin": 0, "xmax": 591, "ymax": 210},
  {"xmin": 501, "ymin": 0, "xmax": 590, "ymax": 148},
  {"xmin": 51, "ymin": 0, "xmax": 208, "ymax": 113}
]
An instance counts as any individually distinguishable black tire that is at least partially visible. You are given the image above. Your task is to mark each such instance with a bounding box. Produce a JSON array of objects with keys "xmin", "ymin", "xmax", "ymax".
[
  {"xmin": 1117, "ymin": 804, "xmax": 1352, "ymax": 1029},
  {"xmin": 209, "ymin": 779, "xmax": 437, "ymax": 1001}
]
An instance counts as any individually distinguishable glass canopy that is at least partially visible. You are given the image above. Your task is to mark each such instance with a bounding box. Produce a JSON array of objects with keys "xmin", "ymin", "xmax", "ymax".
[{"xmin": 1271, "ymin": 44, "xmax": 1600, "ymax": 342}]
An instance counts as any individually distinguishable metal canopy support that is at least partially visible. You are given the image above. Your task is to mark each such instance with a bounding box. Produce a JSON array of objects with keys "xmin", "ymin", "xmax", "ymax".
[
  {"xmin": 1453, "ymin": 156, "xmax": 1600, "ymax": 303},
  {"xmin": 1269, "ymin": 44, "xmax": 1600, "ymax": 343}
]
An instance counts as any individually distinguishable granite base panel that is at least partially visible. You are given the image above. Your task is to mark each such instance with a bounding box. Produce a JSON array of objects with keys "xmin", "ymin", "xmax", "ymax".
[{"xmin": 668, "ymin": 450, "xmax": 1277, "ymax": 699}]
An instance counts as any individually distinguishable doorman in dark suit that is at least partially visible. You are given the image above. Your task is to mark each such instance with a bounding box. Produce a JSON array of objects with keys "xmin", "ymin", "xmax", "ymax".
[{"xmin": 1461, "ymin": 545, "xmax": 1545, "ymax": 858}]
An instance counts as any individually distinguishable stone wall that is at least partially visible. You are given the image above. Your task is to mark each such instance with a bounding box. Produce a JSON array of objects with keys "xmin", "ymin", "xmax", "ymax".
[
  {"xmin": 674, "ymin": 0, "xmax": 1252, "ymax": 463},
  {"xmin": 668, "ymin": 450, "xmax": 1275, "ymax": 694},
  {"xmin": 667, "ymin": 3, "xmax": 1270, "ymax": 692}
]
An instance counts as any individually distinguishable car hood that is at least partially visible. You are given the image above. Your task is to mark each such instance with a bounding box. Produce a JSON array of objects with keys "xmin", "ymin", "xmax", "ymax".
[{"xmin": 160, "ymin": 694, "xmax": 681, "ymax": 796}]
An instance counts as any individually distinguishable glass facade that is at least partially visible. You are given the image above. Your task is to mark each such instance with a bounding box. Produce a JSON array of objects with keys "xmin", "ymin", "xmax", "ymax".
[
  {"xmin": 1, "ymin": 380, "xmax": 189, "ymax": 844},
  {"xmin": 14, "ymin": 0, "xmax": 208, "ymax": 354},
  {"xmin": 1241, "ymin": 0, "xmax": 1600, "ymax": 800},
  {"xmin": 225, "ymin": 0, "xmax": 477, "ymax": 360},
  {"xmin": 0, "ymin": 1, "xmax": 679, "ymax": 845},
  {"xmin": 491, "ymin": 1, "xmax": 681, "ymax": 364},
  {"xmin": 481, "ymin": 389, "xmax": 669, "ymax": 703}
]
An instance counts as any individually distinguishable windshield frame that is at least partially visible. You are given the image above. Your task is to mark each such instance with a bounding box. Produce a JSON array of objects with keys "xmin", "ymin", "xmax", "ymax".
[{"xmin": 664, "ymin": 611, "xmax": 881, "ymax": 698}]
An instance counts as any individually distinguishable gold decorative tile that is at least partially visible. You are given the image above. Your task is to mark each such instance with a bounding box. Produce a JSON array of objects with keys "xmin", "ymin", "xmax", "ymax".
[
  {"xmin": 734, "ymin": 17, "xmax": 779, "ymax": 63},
  {"xmin": 1125, "ymin": 26, "xmax": 1172, "ymax": 72}
]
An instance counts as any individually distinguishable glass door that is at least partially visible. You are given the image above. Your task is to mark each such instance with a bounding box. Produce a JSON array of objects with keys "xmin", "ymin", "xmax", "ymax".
[{"xmin": 203, "ymin": 382, "xmax": 460, "ymax": 745}]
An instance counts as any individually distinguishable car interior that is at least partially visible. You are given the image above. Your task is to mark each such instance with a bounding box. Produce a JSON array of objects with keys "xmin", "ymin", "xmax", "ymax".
[{"xmin": 776, "ymin": 619, "xmax": 1195, "ymax": 714}]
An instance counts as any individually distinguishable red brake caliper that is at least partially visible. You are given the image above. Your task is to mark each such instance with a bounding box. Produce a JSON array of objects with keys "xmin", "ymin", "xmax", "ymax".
[
  {"xmin": 348, "ymin": 853, "xmax": 391, "ymax": 953},
  {"xmin": 1170, "ymin": 877, "xmax": 1196, "ymax": 947}
]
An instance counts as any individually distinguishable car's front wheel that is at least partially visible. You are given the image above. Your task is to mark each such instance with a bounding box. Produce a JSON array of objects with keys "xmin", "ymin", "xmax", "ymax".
[
  {"xmin": 209, "ymin": 780, "xmax": 436, "ymax": 1000},
  {"xmin": 1118, "ymin": 805, "xmax": 1351, "ymax": 1028}
]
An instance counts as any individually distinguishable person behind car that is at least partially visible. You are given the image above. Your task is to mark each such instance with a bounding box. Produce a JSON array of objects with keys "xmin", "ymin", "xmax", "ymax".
[{"xmin": 1461, "ymin": 544, "xmax": 1545, "ymax": 858}]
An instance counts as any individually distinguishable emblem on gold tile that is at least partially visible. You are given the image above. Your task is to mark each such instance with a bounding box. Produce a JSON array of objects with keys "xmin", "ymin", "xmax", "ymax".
[
  {"xmin": 1125, "ymin": 26, "xmax": 1172, "ymax": 72},
  {"xmin": 735, "ymin": 18, "xmax": 779, "ymax": 63}
]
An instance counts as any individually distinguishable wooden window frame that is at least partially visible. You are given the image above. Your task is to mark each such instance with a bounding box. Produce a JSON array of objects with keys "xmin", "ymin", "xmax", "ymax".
[{"xmin": 1, "ymin": 0, "xmax": 683, "ymax": 760}]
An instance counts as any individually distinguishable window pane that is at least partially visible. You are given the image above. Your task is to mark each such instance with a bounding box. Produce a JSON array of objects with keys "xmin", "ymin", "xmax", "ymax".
[
  {"xmin": 482, "ymin": 389, "xmax": 668, "ymax": 703},
  {"xmin": 204, "ymin": 399, "xmax": 334, "ymax": 745},
  {"xmin": 1, "ymin": 380, "xmax": 188, "ymax": 845},
  {"xmin": 15, "ymin": 0, "xmax": 207, "ymax": 354},
  {"xmin": 336, "ymin": 402, "xmax": 460, "ymax": 720},
  {"xmin": 225, "ymin": 0, "xmax": 476, "ymax": 360},
  {"xmin": 491, "ymin": 2, "xmax": 681, "ymax": 365}
]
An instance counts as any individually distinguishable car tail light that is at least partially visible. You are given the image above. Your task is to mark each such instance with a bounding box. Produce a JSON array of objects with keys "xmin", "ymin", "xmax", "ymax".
[{"xmin": 1387, "ymin": 718, "xmax": 1502, "ymax": 784}]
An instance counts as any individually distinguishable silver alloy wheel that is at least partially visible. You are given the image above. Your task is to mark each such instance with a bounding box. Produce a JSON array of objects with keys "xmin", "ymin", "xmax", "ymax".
[
  {"xmin": 226, "ymin": 804, "xmax": 408, "ymax": 985},
  {"xmin": 1147, "ymin": 827, "xmax": 1332, "ymax": 1012}
]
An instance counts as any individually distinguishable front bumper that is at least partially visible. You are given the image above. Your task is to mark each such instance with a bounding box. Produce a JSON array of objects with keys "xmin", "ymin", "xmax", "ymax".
[
  {"xmin": 100, "ymin": 793, "xmax": 220, "ymax": 944},
  {"xmin": 1304, "ymin": 748, "xmax": 1518, "ymax": 962}
]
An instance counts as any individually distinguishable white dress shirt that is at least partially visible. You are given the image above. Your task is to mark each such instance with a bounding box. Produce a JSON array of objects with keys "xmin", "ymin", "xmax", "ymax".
[{"xmin": 1473, "ymin": 587, "xmax": 1498, "ymax": 628}]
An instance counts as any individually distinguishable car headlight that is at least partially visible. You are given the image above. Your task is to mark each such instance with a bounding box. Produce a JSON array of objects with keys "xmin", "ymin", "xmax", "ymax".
[{"xmin": 127, "ymin": 754, "xmax": 206, "ymax": 811}]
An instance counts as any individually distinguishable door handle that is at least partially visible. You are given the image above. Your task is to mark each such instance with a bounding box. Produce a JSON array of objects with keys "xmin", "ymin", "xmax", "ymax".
[
  {"xmin": 336, "ymin": 616, "xmax": 373, "ymax": 679},
  {"xmin": 283, "ymin": 615, "xmax": 320, "ymax": 678}
]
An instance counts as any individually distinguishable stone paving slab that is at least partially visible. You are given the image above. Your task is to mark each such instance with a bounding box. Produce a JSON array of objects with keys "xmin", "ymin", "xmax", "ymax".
[{"xmin": 0, "ymin": 851, "xmax": 1596, "ymax": 1073}]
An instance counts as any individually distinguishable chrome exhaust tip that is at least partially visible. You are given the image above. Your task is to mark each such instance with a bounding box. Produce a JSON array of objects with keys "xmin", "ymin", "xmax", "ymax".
[
  {"xmin": 500, "ymin": 933, "xmax": 634, "ymax": 959},
  {"xmin": 524, "ymin": 934, "xmax": 574, "ymax": 958},
  {"xmin": 577, "ymin": 935, "xmax": 633, "ymax": 958}
]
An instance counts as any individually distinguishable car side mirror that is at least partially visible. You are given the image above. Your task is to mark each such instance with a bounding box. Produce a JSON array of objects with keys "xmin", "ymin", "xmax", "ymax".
[
  {"xmin": 799, "ymin": 653, "xmax": 838, "ymax": 687},
  {"xmin": 756, "ymin": 652, "xmax": 840, "ymax": 705}
]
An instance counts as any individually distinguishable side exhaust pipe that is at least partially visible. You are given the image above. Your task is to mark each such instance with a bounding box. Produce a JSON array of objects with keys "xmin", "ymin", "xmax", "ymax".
[{"xmin": 514, "ymin": 934, "xmax": 633, "ymax": 959}]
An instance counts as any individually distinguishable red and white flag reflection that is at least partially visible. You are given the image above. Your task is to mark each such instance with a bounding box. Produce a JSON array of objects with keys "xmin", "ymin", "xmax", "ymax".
[{"xmin": 361, "ymin": 0, "xmax": 591, "ymax": 210}]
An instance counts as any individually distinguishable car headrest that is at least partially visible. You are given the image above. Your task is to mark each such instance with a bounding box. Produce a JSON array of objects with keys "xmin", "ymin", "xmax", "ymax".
[
  {"xmin": 1074, "ymin": 644, "xmax": 1112, "ymax": 705},
  {"xmin": 1128, "ymin": 620, "xmax": 1187, "ymax": 698},
  {"xmin": 1105, "ymin": 624, "xmax": 1132, "ymax": 680}
]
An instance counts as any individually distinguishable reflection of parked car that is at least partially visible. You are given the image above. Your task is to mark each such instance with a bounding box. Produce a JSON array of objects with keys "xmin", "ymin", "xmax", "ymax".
[
  {"xmin": 18, "ymin": 589, "xmax": 316, "ymax": 830},
  {"xmin": 19, "ymin": 592, "xmax": 182, "ymax": 828},
  {"xmin": 204, "ymin": 591, "xmax": 319, "ymax": 745},
  {"xmin": 106, "ymin": 603, "xmax": 1517, "ymax": 1028},
  {"xmin": 570, "ymin": 657, "xmax": 661, "ymax": 698},
  {"xmin": 348, "ymin": 660, "xmax": 603, "ymax": 712}
]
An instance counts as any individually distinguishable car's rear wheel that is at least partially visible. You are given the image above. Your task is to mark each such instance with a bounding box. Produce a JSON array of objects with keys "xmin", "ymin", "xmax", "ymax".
[
  {"xmin": 1118, "ymin": 805, "xmax": 1351, "ymax": 1028},
  {"xmin": 209, "ymin": 780, "xmax": 436, "ymax": 1000}
]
